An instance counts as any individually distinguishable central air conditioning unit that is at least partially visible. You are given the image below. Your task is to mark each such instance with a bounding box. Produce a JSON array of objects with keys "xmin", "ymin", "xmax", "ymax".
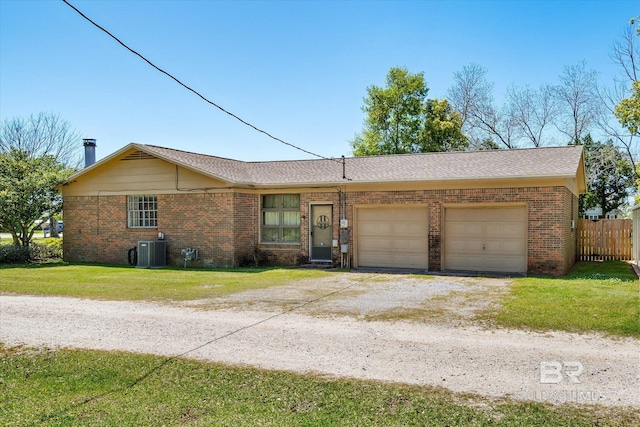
[{"xmin": 137, "ymin": 240, "xmax": 167, "ymax": 268}]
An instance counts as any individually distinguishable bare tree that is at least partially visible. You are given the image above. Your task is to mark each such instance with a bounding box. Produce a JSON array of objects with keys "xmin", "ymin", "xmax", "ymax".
[
  {"xmin": 554, "ymin": 61, "xmax": 600, "ymax": 144},
  {"xmin": 506, "ymin": 84, "xmax": 558, "ymax": 147},
  {"xmin": 0, "ymin": 112, "xmax": 82, "ymax": 167},
  {"xmin": 448, "ymin": 63, "xmax": 488, "ymax": 126},
  {"xmin": 448, "ymin": 63, "xmax": 516, "ymax": 149},
  {"xmin": 597, "ymin": 84, "xmax": 638, "ymax": 180},
  {"xmin": 611, "ymin": 24, "xmax": 638, "ymax": 83},
  {"xmin": 595, "ymin": 22, "xmax": 640, "ymax": 180}
]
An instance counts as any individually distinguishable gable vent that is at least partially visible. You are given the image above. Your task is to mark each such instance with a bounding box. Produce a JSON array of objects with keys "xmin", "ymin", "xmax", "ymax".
[{"xmin": 121, "ymin": 150, "xmax": 156, "ymax": 161}]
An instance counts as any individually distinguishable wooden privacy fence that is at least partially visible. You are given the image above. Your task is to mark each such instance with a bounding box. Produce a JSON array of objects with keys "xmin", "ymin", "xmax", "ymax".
[{"xmin": 578, "ymin": 219, "xmax": 632, "ymax": 261}]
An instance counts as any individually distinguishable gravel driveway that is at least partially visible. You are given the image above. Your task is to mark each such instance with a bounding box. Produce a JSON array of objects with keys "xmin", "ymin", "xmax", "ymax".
[{"xmin": 1, "ymin": 273, "xmax": 638, "ymax": 407}]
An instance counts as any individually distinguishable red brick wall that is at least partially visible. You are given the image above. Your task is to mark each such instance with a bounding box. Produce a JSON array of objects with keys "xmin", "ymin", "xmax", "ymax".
[
  {"xmin": 63, "ymin": 196, "xmax": 99, "ymax": 263},
  {"xmin": 232, "ymin": 192, "xmax": 259, "ymax": 266},
  {"xmin": 64, "ymin": 194, "xmax": 237, "ymax": 267},
  {"xmin": 63, "ymin": 195, "xmax": 158, "ymax": 264},
  {"xmin": 64, "ymin": 185, "xmax": 577, "ymax": 274},
  {"xmin": 159, "ymin": 193, "xmax": 235, "ymax": 267}
]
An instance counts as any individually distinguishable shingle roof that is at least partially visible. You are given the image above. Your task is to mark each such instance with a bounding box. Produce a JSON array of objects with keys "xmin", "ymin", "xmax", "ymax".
[{"xmin": 138, "ymin": 143, "xmax": 585, "ymax": 186}]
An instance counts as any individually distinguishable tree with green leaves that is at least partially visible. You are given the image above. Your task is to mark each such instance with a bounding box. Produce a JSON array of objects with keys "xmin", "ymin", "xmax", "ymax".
[
  {"xmin": 615, "ymin": 77, "xmax": 640, "ymax": 198},
  {"xmin": 580, "ymin": 135, "xmax": 635, "ymax": 217},
  {"xmin": 0, "ymin": 150, "xmax": 72, "ymax": 247},
  {"xmin": 419, "ymin": 98, "xmax": 467, "ymax": 152},
  {"xmin": 352, "ymin": 67, "xmax": 467, "ymax": 156},
  {"xmin": 0, "ymin": 113, "xmax": 79, "ymax": 250},
  {"xmin": 615, "ymin": 79, "xmax": 640, "ymax": 136}
]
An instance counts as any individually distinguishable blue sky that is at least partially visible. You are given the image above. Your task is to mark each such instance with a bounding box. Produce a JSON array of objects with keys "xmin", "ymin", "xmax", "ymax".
[{"xmin": 1, "ymin": 0, "xmax": 637, "ymax": 162}]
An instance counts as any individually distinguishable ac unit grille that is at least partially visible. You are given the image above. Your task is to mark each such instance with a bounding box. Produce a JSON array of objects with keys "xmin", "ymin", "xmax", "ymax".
[{"xmin": 137, "ymin": 240, "xmax": 167, "ymax": 268}]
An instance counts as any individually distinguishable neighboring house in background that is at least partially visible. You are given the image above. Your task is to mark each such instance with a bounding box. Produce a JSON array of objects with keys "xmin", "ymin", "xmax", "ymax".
[
  {"xmin": 582, "ymin": 207, "xmax": 625, "ymax": 220},
  {"xmin": 60, "ymin": 143, "xmax": 586, "ymax": 275}
]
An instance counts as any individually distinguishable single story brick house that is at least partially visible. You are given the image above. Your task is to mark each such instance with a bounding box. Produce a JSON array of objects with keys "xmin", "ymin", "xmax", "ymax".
[{"xmin": 61, "ymin": 143, "xmax": 586, "ymax": 275}]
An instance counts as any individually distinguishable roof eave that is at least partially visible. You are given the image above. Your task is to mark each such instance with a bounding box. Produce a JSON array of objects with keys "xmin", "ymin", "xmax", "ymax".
[{"xmin": 248, "ymin": 174, "xmax": 579, "ymax": 188}]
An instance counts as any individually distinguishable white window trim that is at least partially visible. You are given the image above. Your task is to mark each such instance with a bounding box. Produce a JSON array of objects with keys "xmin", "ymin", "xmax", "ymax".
[{"xmin": 127, "ymin": 195, "xmax": 158, "ymax": 228}]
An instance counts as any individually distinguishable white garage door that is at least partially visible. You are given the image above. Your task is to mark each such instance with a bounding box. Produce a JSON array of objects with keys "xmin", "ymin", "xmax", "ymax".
[
  {"xmin": 444, "ymin": 206, "xmax": 527, "ymax": 273},
  {"xmin": 356, "ymin": 207, "xmax": 429, "ymax": 269}
]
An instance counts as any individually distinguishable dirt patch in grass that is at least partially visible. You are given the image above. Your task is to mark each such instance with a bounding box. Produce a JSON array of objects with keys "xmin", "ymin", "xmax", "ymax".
[{"xmin": 184, "ymin": 273, "xmax": 512, "ymax": 326}]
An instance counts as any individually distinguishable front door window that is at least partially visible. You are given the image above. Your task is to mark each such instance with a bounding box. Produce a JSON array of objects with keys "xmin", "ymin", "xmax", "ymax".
[{"xmin": 311, "ymin": 204, "xmax": 333, "ymax": 261}]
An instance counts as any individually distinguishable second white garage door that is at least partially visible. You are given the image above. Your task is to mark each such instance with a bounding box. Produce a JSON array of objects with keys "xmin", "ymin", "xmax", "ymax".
[
  {"xmin": 356, "ymin": 206, "xmax": 429, "ymax": 269},
  {"xmin": 444, "ymin": 206, "xmax": 527, "ymax": 273}
]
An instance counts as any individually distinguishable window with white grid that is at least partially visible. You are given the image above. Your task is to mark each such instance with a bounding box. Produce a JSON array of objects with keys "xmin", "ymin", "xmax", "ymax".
[{"xmin": 127, "ymin": 195, "xmax": 157, "ymax": 228}]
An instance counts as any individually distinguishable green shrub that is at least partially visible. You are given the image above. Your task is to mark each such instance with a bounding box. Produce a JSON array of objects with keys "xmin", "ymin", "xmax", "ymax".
[
  {"xmin": 0, "ymin": 244, "xmax": 30, "ymax": 263},
  {"xmin": 0, "ymin": 238, "xmax": 62, "ymax": 264},
  {"xmin": 30, "ymin": 238, "xmax": 63, "ymax": 261}
]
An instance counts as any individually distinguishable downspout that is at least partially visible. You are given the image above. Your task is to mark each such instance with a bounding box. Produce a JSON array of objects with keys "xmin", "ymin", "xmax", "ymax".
[{"xmin": 340, "ymin": 155, "xmax": 351, "ymax": 269}]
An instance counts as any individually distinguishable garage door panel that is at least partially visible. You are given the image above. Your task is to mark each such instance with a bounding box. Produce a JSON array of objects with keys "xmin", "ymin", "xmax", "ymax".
[
  {"xmin": 395, "ymin": 253, "xmax": 429, "ymax": 268},
  {"xmin": 357, "ymin": 207, "xmax": 428, "ymax": 269},
  {"xmin": 446, "ymin": 255, "xmax": 486, "ymax": 271},
  {"xmin": 359, "ymin": 251, "xmax": 427, "ymax": 268},
  {"xmin": 359, "ymin": 237, "xmax": 392, "ymax": 247},
  {"xmin": 445, "ymin": 206, "xmax": 527, "ymax": 273},
  {"xmin": 484, "ymin": 209, "xmax": 505, "ymax": 221},
  {"xmin": 485, "ymin": 223, "xmax": 502, "ymax": 235},
  {"xmin": 358, "ymin": 209, "xmax": 387, "ymax": 221},
  {"xmin": 464, "ymin": 224, "xmax": 484, "ymax": 236},
  {"xmin": 394, "ymin": 222, "xmax": 427, "ymax": 236},
  {"xmin": 448, "ymin": 238, "xmax": 484, "ymax": 252},
  {"xmin": 400, "ymin": 210, "xmax": 426, "ymax": 222},
  {"xmin": 393, "ymin": 238, "xmax": 427, "ymax": 251},
  {"xmin": 359, "ymin": 253, "xmax": 390, "ymax": 267},
  {"xmin": 448, "ymin": 222, "xmax": 483, "ymax": 237},
  {"xmin": 446, "ymin": 209, "xmax": 476, "ymax": 221},
  {"xmin": 484, "ymin": 240, "xmax": 504, "ymax": 252},
  {"xmin": 359, "ymin": 222, "xmax": 393, "ymax": 235}
]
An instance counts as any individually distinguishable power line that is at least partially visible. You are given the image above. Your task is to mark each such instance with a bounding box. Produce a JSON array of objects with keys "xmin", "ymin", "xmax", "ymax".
[{"xmin": 61, "ymin": 0, "xmax": 337, "ymax": 162}]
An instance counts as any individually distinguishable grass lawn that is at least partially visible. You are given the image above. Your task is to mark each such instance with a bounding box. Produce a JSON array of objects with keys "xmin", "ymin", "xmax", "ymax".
[
  {"xmin": 0, "ymin": 264, "xmax": 330, "ymax": 301},
  {"xmin": 1, "ymin": 345, "xmax": 637, "ymax": 427},
  {"xmin": 1, "ymin": 262, "xmax": 638, "ymax": 424},
  {"xmin": 490, "ymin": 261, "xmax": 640, "ymax": 337}
]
